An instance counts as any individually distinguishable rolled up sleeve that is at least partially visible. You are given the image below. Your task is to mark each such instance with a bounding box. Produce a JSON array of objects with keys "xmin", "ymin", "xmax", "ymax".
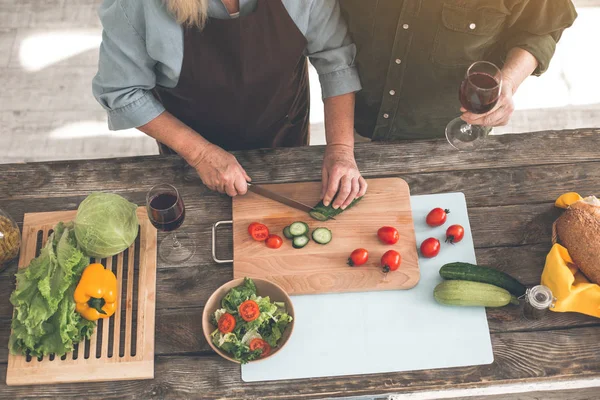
[
  {"xmin": 304, "ymin": 0, "xmax": 362, "ymax": 99},
  {"xmin": 92, "ymin": 0, "xmax": 165, "ymax": 130},
  {"xmin": 503, "ymin": 0, "xmax": 577, "ymax": 75}
]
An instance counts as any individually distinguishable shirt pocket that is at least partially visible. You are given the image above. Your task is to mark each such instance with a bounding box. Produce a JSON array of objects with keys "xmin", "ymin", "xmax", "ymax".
[{"xmin": 431, "ymin": 3, "xmax": 508, "ymax": 68}]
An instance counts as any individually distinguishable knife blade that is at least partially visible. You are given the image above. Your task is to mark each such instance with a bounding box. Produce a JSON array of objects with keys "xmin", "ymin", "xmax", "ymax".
[{"xmin": 247, "ymin": 183, "xmax": 318, "ymax": 215}]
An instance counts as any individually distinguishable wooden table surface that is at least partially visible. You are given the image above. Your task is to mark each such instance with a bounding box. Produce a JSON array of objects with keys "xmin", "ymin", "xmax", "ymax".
[{"xmin": 1, "ymin": 129, "xmax": 599, "ymax": 400}]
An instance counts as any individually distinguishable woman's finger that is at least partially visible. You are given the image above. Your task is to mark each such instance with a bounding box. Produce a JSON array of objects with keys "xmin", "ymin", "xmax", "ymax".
[
  {"xmin": 342, "ymin": 177, "xmax": 360, "ymax": 209},
  {"xmin": 235, "ymin": 174, "xmax": 248, "ymax": 195},
  {"xmin": 358, "ymin": 177, "xmax": 368, "ymax": 197},
  {"xmin": 243, "ymin": 169, "xmax": 252, "ymax": 182},
  {"xmin": 321, "ymin": 168, "xmax": 329, "ymax": 201},
  {"xmin": 332, "ymin": 175, "xmax": 352, "ymax": 209},
  {"xmin": 323, "ymin": 170, "xmax": 341, "ymax": 207}
]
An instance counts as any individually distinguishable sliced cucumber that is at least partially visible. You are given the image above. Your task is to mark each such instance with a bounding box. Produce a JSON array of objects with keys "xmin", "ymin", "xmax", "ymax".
[
  {"xmin": 283, "ymin": 226, "xmax": 293, "ymax": 239},
  {"xmin": 311, "ymin": 228, "xmax": 332, "ymax": 245},
  {"xmin": 289, "ymin": 222, "xmax": 308, "ymax": 237},
  {"xmin": 292, "ymin": 235, "xmax": 310, "ymax": 249}
]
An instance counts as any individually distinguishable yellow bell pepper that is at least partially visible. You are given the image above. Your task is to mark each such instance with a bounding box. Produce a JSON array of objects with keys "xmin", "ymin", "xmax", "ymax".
[
  {"xmin": 74, "ymin": 263, "xmax": 118, "ymax": 321},
  {"xmin": 555, "ymin": 192, "xmax": 583, "ymax": 209}
]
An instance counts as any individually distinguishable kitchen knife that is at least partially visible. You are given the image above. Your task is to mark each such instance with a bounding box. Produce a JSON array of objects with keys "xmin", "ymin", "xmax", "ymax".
[{"xmin": 247, "ymin": 183, "xmax": 320, "ymax": 216}]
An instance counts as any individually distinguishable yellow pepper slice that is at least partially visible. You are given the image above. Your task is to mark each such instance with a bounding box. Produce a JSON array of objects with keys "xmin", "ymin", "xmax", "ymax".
[
  {"xmin": 74, "ymin": 263, "xmax": 118, "ymax": 321},
  {"xmin": 555, "ymin": 192, "xmax": 583, "ymax": 209}
]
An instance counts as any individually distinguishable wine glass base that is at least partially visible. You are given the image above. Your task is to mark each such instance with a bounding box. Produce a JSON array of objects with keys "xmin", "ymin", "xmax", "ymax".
[
  {"xmin": 445, "ymin": 117, "xmax": 491, "ymax": 151},
  {"xmin": 158, "ymin": 230, "xmax": 196, "ymax": 264}
]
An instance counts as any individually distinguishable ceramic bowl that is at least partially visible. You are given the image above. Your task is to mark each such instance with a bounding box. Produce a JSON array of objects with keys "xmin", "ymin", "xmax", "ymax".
[{"xmin": 202, "ymin": 278, "xmax": 295, "ymax": 364}]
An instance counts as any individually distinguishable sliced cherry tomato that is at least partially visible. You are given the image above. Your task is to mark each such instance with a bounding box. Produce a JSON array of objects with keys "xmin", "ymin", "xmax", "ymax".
[
  {"xmin": 348, "ymin": 248, "xmax": 369, "ymax": 267},
  {"xmin": 239, "ymin": 300, "xmax": 260, "ymax": 322},
  {"xmin": 420, "ymin": 238, "xmax": 441, "ymax": 258},
  {"xmin": 248, "ymin": 222, "xmax": 269, "ymax": 241},
  {"xmin": 265, "ymin": 234, "xmax": 283, "ymax": 249},
  {"xmin": 381, "ymin": 250, "xmax": 401, "ymax": 272},
  {"xmin": 377, "ymin": 226, "xmax": 400, "ymax": 245},
  {"xmin": 249, "ymin": 338, "xmax": 271, "ymax": 358},
  {"xmin": 426, "ymin": 208, "xmax": 450, "ymax": 227},
  {"xmin": 445, "ymin": 224, "xmax": 465, "ymax": 244},
  {"xmin": 217, "ymin": 313, "xmax": 236, "ymax": 334}
]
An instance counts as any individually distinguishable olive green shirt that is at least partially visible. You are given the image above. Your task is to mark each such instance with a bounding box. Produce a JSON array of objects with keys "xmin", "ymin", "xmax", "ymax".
[{"xmin": 340, "ymin": 0, "xmax": 577, "ymax": 140}]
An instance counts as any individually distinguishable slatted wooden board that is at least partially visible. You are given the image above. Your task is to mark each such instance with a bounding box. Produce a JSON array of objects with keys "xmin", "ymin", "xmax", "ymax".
[
  {"xmin": 6, "ymin": 207, "xmax": 157, "ymax": 386},
  {"xmin": 232, "ymin": 178, "xmax": 420, "ymax": 295}
]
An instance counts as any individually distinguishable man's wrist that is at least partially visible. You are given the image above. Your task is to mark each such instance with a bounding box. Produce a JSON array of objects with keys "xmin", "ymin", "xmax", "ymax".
[{"xmin": 326, "ymin": 142, "xmax": 354, "ymax": 151}]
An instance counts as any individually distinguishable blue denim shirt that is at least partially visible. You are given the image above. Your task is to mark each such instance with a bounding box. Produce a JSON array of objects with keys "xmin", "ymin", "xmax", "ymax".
[{"xmin": 92, "ymin": 0, "xmax": 362, "ymax": 130}]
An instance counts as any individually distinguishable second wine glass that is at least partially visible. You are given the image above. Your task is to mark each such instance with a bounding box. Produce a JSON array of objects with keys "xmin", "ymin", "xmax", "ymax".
[
  {"xmin": 445, "ymin": 61, "xmax": 502, "ymax": 151},
  {"xmin": 146, "ymin": 184, "xmax": 196, "ymax": 263}
]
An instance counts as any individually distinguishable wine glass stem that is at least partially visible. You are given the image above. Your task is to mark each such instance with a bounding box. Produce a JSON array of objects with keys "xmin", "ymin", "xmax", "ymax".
[
  {"xmin": 460, "ymin": 123, "xmax": 473, "ymax": 134},
  {"xmin": 172, "ymin": 232, "xmax": 182, "ymax": 248}
]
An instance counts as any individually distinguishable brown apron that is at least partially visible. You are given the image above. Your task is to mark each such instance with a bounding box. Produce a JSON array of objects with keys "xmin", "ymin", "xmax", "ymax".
[{"xmin": 154, "ymin": 0, "xmax": 310, "ymax": 153}]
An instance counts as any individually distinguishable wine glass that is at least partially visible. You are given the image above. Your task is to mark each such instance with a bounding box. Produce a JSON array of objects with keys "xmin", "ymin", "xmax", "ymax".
[
  {"xmin": 146, "ymin": 184, "xmax": 196, "ymax": 263},
  {"xmin": 445, "ymin": 61, "xmax": 502, "ymax": 150}
]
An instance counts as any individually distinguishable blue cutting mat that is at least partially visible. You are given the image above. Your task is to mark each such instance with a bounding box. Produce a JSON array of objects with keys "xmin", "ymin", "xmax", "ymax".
[{"xmin": 242, "ymin": 193, "xmax": 493, "ymax": 382}]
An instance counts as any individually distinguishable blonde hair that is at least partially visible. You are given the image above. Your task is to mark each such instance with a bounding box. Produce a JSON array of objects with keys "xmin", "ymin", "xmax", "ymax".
[{"xmin": 165, "ymin": 0, "xmax": 209, "ymax": 29}]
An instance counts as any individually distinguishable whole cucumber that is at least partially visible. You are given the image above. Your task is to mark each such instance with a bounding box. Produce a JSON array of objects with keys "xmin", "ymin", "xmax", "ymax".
[
  {"xmin": 434, "ymin": 280, "xmax": 519, "ymax": 307},
  {"xmin": 439, "ymin": 262, "xmax": 527, "ymax": 297}
]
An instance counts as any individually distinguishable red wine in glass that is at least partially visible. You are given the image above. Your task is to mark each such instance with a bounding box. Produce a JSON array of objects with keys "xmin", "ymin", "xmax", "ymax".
[
  {"xmin": 146, "ymin": 184, "xmax": 195, "ymax": 263},
  {"xmin": 149, "ymin": 193, "xmax": 185, "ymax": 232},
  {"xmin": 459, "ymin": 72, "xmax": 500, "ymax": 114},
  {"xmin": 446, "ymin": 61, "xmax": 502, "ymax": 151}
]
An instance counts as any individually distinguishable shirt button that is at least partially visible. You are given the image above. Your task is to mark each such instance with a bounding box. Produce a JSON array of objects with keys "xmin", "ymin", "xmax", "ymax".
[
  {"xmin": 395, "ymin": 59, "xmax": 402, "ymax": 64},
  {"xmin": 469, "ymin": 23, "xmax": 476, "ymax": 30},
  {"xmin": 402, "ymin": 24, "xmax": 409, "ymax": 30},
  {"xmin": 389, "ymin": 90, "xmax": 396, "ymax": 96},
  {"xmin": 383, "ymin": 113, "xmax": 390, "ymax": 119}
]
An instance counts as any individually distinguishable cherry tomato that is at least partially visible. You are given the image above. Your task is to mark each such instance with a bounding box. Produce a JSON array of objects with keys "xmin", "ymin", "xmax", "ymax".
[
  {"xmin": 348, "ymin": 248, "xmax": 369, "ymax": 266},
  {"xmin": 249, "ymin": 338, "xmax": 271, "ymax": 358},
  {"xmin": 445, "ymin": 224, "xmax": 465, "ymax": 244},
  {"xmin": 380, "ymin": 250, "xmax": 401, "ymax": 272},
  {"xmin": 265, "ymin": 234, "xmax": 283, "ymax": 249},
  {"xmin": 426, "ymin": 208, "xmax": 450, "ymax": 227},
  {"xmin": 420, "ymin": 238, "xmax": 441, "ymax": 258},
  {"xmin": 217, "ymin": 313, "xmax": 236, "ymax": 334},
  {"xmin": 248, "ymin": 222, "xmax": 269, "ymax": 241},
  {"xmin": 239, "ymin": 300, "xmax": 260, "ymax": 322},
  {"xmin": 377, "ymin": 226, "xmax": 400, "ymax": 245}
]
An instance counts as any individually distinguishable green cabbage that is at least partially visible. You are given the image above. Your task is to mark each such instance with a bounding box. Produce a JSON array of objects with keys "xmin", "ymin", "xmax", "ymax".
[{"xmin": 74, "ymin": 192, "xmax": 139, "ymax": 258}]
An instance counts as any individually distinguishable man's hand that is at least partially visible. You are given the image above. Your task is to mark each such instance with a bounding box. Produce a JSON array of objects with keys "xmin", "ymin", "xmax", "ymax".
[
  {"xmin": 321, "ymin": 144, "xmax": 367, "ymax": 209},
  {"xmin": 460, "ymin": 78, "xmax": 516, "ymax": 127}
]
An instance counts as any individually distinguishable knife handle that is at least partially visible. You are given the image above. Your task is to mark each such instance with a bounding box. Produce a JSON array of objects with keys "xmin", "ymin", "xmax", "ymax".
[{"xmin": 212, "ymin": 220, "xmax": 233, "ymax": 264}]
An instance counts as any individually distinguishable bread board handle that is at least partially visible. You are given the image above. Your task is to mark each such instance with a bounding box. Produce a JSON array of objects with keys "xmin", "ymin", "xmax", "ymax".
[{"xmin": 212, "ymin": 220, "xmax": 233, "ymax": 264}]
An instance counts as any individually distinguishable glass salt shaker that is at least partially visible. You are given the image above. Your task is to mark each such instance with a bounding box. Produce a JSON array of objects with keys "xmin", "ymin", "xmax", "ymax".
[{"xmin": 523, "ymin": 285, "xmax": 555, "ymax": 320}]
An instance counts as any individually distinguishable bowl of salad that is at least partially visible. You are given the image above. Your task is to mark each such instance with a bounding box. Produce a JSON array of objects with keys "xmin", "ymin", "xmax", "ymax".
[{"xmin": 202, "ymin": 277, "xmax": 295, "ymax": 364}]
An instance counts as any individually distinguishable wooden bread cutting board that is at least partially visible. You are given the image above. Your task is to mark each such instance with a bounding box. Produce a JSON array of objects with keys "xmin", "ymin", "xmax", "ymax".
[
  {"xmin": 232, "ymin": 178, "xmax": 419, "ymax": 295},
  {"xmin": 6, "ymin": 207, "xmax": 157, "ymax": 386}
]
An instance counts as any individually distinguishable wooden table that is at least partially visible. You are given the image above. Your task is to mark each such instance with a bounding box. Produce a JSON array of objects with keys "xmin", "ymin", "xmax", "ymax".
[{"xmin": 1, "ymin": 129, "xmax": 599, "ymax": 400}]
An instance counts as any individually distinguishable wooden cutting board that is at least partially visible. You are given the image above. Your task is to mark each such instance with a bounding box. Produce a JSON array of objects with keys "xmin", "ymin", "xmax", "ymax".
[
  {"xmin": 232, "ymin": 178, "xmax": 420, "ymax": 295},
  {"xmin": 6, "ymin": 207, "xmax": 157, "ymax": 386}
]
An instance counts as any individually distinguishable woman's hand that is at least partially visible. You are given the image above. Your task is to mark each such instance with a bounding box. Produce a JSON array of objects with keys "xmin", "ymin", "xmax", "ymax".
[
  {"xmin": 188, "ymin": 143, "xmax": 251, "ymax": 196},
  {"xmin": 321, "ymin": 144, "xmax": 367, "ymax": 209},
  {"xmin": 460, "ymin": 78, "xmax": 516, "ymax": 127}
]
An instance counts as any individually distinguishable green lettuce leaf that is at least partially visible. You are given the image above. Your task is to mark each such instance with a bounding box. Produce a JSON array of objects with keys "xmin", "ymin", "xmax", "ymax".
[
  {"xmin": 221, "ymin": 277, "xmax": 257, "ymax": 313},
  {"xmin": 9, "ymin": 223, "xmax": 93, "ymax": 358}
]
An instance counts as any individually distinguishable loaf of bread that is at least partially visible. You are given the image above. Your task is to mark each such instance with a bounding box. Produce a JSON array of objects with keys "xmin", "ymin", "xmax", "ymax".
[{"xmin": 556, "ymin": 199, "xmax": 600, "ymax": 285}]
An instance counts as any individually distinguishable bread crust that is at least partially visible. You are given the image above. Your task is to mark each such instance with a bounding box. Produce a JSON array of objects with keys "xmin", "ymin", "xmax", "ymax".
[{"xmin": 556, "ymin": 201, "xmax": 600, "ymax": 285}]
